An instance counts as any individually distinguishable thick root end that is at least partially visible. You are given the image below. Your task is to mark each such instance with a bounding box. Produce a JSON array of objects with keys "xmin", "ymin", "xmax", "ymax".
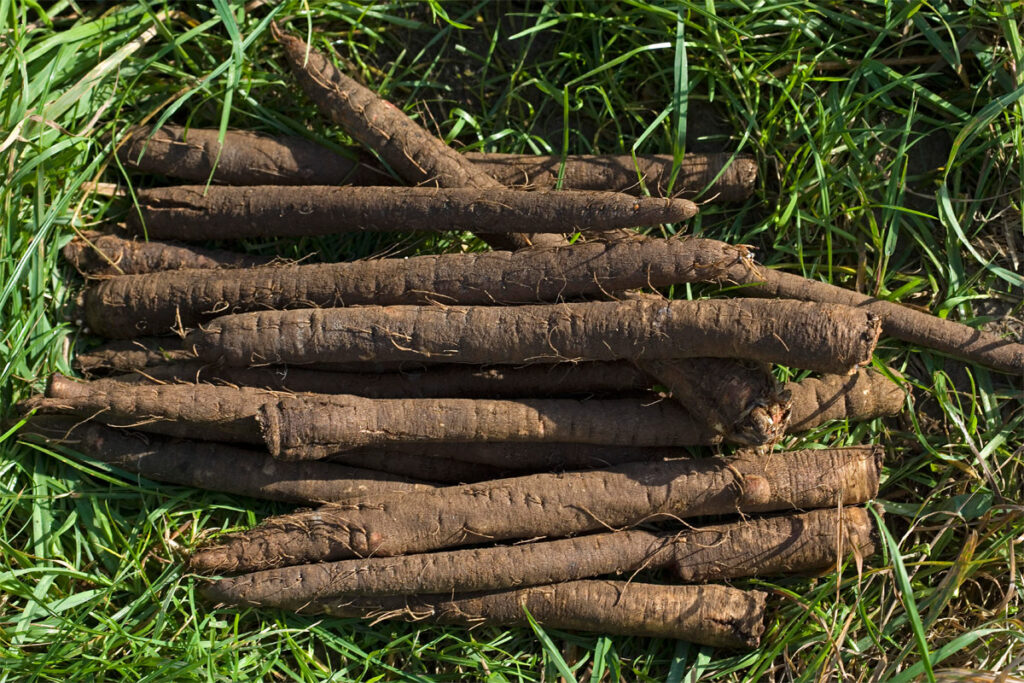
[
  {"xmin": 198, "ymin": 577, "xmax": 243, "ymax": 606},
  {"xmin": 188, "ymin": 546, "xmax": 242, "ymax": 576},
  {"xmin": 855, "ymin": 445, "xmax": 885, "ymax": 503},
  {"xmin": 737, "ymin": 589, "xmax": 768, "ymax": 649},
  {"xmin": 45, "ymin": 373, "xmax": 86, "ymax": 399},
  {"xmin": 61, "ymin": 238, "xmax": 86, "ymax": 270},
  {"xmin": 855, "ymin": 313, "xmax": 884, "ymax": 372},
  {"xmin": 257, "ymin": 403, "xmax": 282, "ymax": 459},
  {"xmin": 729, "ymin": 388, "xmax": 792, "ymax": 445},
  {"xmin": 844, "ymin": 506, "xmax": 878, "ymax": 558}
]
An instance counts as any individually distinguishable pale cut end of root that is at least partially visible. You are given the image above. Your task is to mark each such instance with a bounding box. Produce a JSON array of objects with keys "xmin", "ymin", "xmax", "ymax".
[
  {"xmin": 738, "ymin": 474, "xmax": 772, "ymax": 506},
  {"xmin": 844, "ymin": 506, "xmax": 877, "ymax": 555},
  {"xmin": 739, "ymin": 589, "xmax": 768, "ymax": 648},
  {"xmin": 45, "ymin": 373, "xmax": 86, "ymax": 400},
  {"xmin": 855, "ymin": 445, "xmax": 885, "ymax": 503},
  {"xmin": 257, "ymin": 403, "xmax": 282, "ymax": 459},
  {"xmin": 734, "ymin": 157, "xmax": 759, "ymax": 189},
  {"xmin": 676, "ymin": 197, "xmax": 700, "ymax": 221},
  {"xmin": 68, "ymin": 293, "xmax": 87, "ymax": 329},
  {"xmin": 855, "ymin": 313, "xmax": 884, "ymax": 373}
]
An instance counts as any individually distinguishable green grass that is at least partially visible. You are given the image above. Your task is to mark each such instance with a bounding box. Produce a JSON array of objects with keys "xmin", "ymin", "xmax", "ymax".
[{"xmin": 2, "ymin": 0, "xmax": 1022, "ymax": 680}]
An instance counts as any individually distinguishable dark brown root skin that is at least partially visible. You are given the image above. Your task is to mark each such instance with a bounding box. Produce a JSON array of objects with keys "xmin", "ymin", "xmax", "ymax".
[
  {"xmin": 272, "ymin": 25, "xmax": 561, "ymax": 251},
  {"xmin": 242, "ymin": 580, "xmax": 767, "ymax": 649},
  {"xmin": 118, "ymin": 125, "xmax": 758, "ymax": 201},
  {"xmin": 73, "ymin": 338, "xmax": 197, "ymax": 376},
  {"xmin": 466, "ymin": 152, "xmax": 757, "ymax": 202},
  {"xmin": 126, "ymin": 185, "xmax": 697, "ymax": 242},
  {"xmin": 201, "ymin": 507, "xmax": 872, "ymax": 607},
  {"xmin": 187, "ymin": 446, "xmax": 881, "ymax": 573},
  {"xmin": 191, "ymin": 298, "xmax": 881, "ymax": 376},
  {"xmin": 638, "ymin": 358, "xmax": 790, "ymax": 444},
  {"xmin": 785, "ymin": 367, "xmax": 905, "ymax": 432},
  {"xmin": 72, "ymin": 339, "xmax": 417, "ymax": 377},
  {"xmin": 323, "ymin": 449, "xmax": 505, "ymax": 485},
  {"xmin": 62, "ymin": 231, "xmax": 272, "ymax": 278},
  {"xmin": 26, "ymin": 374, "xmax": 274, "ymax": 444},
  {"xmin": 669, "ymin": 505, "xmax": 876, "ymax": 581},
  {"xmin": 327, "ymin": 442, "xmax": 684, "ymax": 472},
  {"xmin": 16, "ymin": 417, "xmax": 434, "ymax": 503},
  {"xmin": 269, "ymin": 21, "xmax": 753, "ymax": 425},
  {"xmin": 115, "ymin": 360, "xmax": 654, "ymax": 399},
  {"xmin": 110, "ymin": 362, "xmax": 892, "ymax": 446},
  {"xmin": 80, "ymin": 237, "xmax": 751, "ymax": 338},
  {"xmin": 731, "ymin": 262, "xmax": 1024, "ymax": 374},
  {"xmin": 32, "ymin": 374, "xmax": 684, "ymax": 458},
  {"xmin": 117, "ymin": 124, "xmax": 389, "ymax": 186},
  {"xmin": 258, "ymin": 394, "xmax": 722, "ymax": 460}
]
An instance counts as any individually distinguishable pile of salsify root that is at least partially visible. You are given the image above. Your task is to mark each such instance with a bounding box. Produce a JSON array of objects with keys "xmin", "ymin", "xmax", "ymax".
[{"xmin": 17, "ymin": 25, "xmax": 1023, "ymax": 650}]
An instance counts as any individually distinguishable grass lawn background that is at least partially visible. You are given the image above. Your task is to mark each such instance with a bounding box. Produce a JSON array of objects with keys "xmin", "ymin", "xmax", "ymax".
[{"xmin": 1, "ymin": 1, "xmax": 1022, "ymax": 680}]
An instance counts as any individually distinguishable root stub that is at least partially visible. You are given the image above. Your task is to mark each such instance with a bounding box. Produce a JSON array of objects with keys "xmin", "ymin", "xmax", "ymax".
[
  {"xmin": 73, "ymin": 338, "xmax": 196, "ymax": 375},
  {"xmin": 301, "ymin": 581, "xmax": 767, "ymax": 649},
  {"xmin": 191, "ymin": 298, "xmax": 881, "ymax": 376},
  {"xmin": 202, "ymin": 507, "xmax": 874, "ymax": 607},
  {"xmin": 127, "ymin": 185, "xmax": 697, "ymax": 241},
  {"xmin": 188, "ymin": 446, "xmax": 881, "ymax": 574}
]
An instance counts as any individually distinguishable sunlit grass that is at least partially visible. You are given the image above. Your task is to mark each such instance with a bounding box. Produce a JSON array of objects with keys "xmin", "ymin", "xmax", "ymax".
[{"xmin": 0, "ymin": 1, "xmax": 1021, "ymax": 680}]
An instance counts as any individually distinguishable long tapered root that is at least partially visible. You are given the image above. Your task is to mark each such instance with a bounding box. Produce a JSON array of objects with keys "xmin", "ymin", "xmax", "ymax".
[
  {"xmin": 16, "ymin": 416, "xmax": 434, "ymax": 503},
  {"xmin": 272, "ymin": 23, "xmax": 563, "ymax": 251},
  {"xmin": 127, "ymin": 185, "xmax": 697, "ymax": 241},
  {"xmin": 190, "ymin": 298, "xmax": 881, "ymax": 375},
  {"xmin": 201, "ymin": 506, "xmax": 873, "ymax": 608},
  {"xmin": 299, "ymin": 581, "xmax": 767, "ymax": 648},
  {"xmin": 117, "ymin": 124, "xmax": 388, "ymax": 186},
  {"xmin": 99, "ymin": 359, "xmax": 655, "ymax": 399},
  {"xmin": 785, "ymin": 367, "xmax": 905, "ymax": 432},
  {"xmin": 118, "ymin": 125, "xmax": 758, "ymax": 201},
  {"xmin": 732, "ymin": 262, "xmax": 1024, "ymax": 374},
  {"xmin": 63, "ymin": 231, "xmax": 272, "ymax": 278},
  {"xmin": 80, "ymin": 237, "xmax": 752, "ymax": 338},
  {"xmin": 258, "ymin": 394, "xmax": 721, "ymax": 460},
  {"xmin": 188, "ymin": 446, "xmax": 882, "ymax": 574}
]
